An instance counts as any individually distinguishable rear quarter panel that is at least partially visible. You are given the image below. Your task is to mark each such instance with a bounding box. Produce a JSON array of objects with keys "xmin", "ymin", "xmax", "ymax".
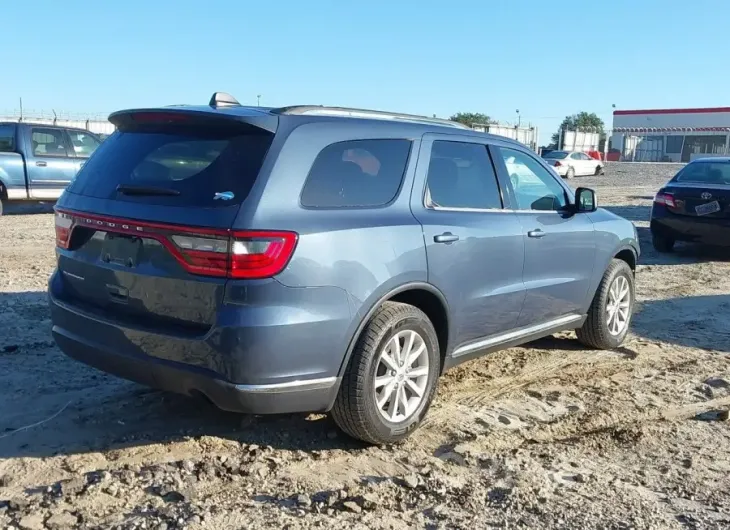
[
  {"xmin": 234, "ymin": 119, "xmax": 429, "ymax": 374},
  {"xmin": 583, "ymin": 207, "xmax": 639, "ymax": 311}
]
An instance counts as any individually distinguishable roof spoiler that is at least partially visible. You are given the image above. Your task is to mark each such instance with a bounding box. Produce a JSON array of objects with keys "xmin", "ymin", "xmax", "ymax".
[{"xmin": 209, "ymin": 92, "xmax": 241, "ymax": 108}]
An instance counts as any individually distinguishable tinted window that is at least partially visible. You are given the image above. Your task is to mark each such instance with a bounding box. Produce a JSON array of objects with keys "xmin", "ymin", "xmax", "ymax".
[
  {"xmin": 675, "ymin": 161, "xmax": 730, "ymax": 184},
  {"xmin": 426, "ymin": 141, "xmax": 502, "ymax": 210},
  {"xmin": 67, "ymin": 128, "xmax": 273, "ymax": 207},
  {"xmin": 570, "ymin": 153, "xmax": 582, "ymax": 160},
  {"xmin": 499, "ymin": 147, "xmax": 568, "ymax": 211},
  {"xmin": 0, "ymin": 124, "xmax": 15, "ymax": 152},
  {"xmin": 32, "ymin": 128, "xmax": 69, "ymax": 157},
  {"xmin": 543, "ymin": 151, "xmax": 568, "ymax": 159},
  {"xmin": 67, "ymin": 130, "xmax": 101, "ymax": 158},
  {"xmin": 300, "ymin": 139, "xmax": 411, "ymax": 208}
]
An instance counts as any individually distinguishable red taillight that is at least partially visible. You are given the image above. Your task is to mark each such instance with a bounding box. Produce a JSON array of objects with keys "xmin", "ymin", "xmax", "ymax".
[
  {"xmin": 230, "ymin": 231, "xmax": 298, "ymax": 279},
  {"xmin": 54, "ymin": 209, "xmax": 298, "ymax": 279},
  {"xmin": 554, "ymin": 161, "xmax": 562, "ymax": 167},
  {"xmin": 654, "ymin": 191, "xmax": 676, "ymax": 208},
  {"xmin": 55, "ymin": 211, "xmax": 73, "ymax": 249}
]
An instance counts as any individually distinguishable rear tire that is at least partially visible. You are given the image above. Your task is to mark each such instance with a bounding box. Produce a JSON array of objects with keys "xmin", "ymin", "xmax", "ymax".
[
  {"xmin": 595, "ymin": 165, "xmax": 604, "ymax": 176},
  {"xmin": 0, "ymin": 198, "xmax": 3, "ymax": 217},
  {"xmin": 332, "ymin": 302, "xmax": 440, "ymax": 445},
  {"xmin": 577, "ymin": 259, "xmax": 634, "ymax": 350},
  {"xmin": 652, "ymin": 233, "xmax": 675, "ymax": 253},
  {"xmin": 565, "ymin": 167, "xmax": 575, "ymax": 179}
]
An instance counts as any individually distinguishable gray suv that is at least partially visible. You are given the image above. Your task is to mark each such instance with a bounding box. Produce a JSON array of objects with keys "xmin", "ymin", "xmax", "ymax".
[{"xmin": 49, "ymin": 93, "xmax": 639, "ymax": 444}]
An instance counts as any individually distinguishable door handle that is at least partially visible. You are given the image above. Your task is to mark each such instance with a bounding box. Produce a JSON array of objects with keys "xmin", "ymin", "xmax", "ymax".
[
  {"xmin": 434, "ymin": 232, "xmax": 459, "ymax": 244},
  {"xmin": 36, "ymin": 161, "xmax": 47, "ymax": 167},
  {"xmin": 527, "ymin": 229, "xmax": 547, "ymax": 238}
]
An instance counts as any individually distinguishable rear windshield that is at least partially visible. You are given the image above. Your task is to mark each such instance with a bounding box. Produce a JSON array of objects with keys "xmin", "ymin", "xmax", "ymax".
[
  {"xmin": 67, "ymin": 127, "xmax": 273, "ymax": 207},
  {"xmin": 542, "ymin": 151, "xmax": 568, "ymax": 159},
  {"xmin": 674, "ymin": 161, "xmax": 730, "ymax": 185}
]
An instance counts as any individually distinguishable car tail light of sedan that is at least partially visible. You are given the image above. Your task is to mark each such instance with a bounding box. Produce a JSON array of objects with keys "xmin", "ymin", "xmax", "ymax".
[
  {"xmin": 654, "ymin": 191, "xmax": 676, "ymax": 208},
  {"xmin": 553, "ymin": 161, "xmax": 562, "ymax": 167}
]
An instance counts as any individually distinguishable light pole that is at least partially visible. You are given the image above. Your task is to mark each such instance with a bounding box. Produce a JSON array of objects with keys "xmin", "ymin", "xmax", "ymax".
[
  {"xmin": 257, "ymin": 95, "xmax": 261, "ymax": 107},
  {"xmin": 516, "ymin": 109, "xmax": 521, "ymax": 128}
]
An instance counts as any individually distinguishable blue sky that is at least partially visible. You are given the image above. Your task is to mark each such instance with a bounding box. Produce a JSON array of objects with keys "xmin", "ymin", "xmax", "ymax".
[{"xmin": 4, "ymin": 0, "xmax": 730, "ymax": 144}]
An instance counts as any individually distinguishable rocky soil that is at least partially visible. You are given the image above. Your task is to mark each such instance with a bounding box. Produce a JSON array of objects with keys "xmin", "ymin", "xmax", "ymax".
[{"xmin": 1, "ymin": 162, "xmax": 729, "ymax": 529}]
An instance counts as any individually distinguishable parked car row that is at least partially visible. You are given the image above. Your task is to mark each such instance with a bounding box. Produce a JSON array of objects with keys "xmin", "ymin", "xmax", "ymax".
[{"xmin": 48, "ymin": 93, "xmax": 640, "ymax": 444}]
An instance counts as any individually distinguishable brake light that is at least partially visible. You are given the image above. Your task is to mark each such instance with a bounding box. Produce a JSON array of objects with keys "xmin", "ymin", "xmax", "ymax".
[
  {"xmin": 54, "ymin": 209, "xmax": 298, "ymax": 279},
  {"xmin": 553, "ymin": 161, "xmax": 562, "ymax": 167},
  {"xmin": 230, "ymin": 232, "xmax": 298, "ymax": 279},
  {"xmin": 654, "ymin": 191, "xmax": 676, "ymax": 208},
  {"xmin": 55, "ymin": 211, "xmax": 73, "ymax": 249}
]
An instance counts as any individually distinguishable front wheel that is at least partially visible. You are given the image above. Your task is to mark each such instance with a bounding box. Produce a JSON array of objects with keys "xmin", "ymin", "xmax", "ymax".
[
  {"xmin": 577, "ymin": 259, "xmax": 635, "ymax": 349},
  {"xmin": 331, "ymin": 302, "xmax": 440, "ymax": 445},
  {"xmin": 595, "ymin": 165, "xmax": 605, "ymax": 176}
]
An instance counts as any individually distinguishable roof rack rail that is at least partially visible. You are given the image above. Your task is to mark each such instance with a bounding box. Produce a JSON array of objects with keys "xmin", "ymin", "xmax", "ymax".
[
  {"xmin": 209, "ymin": 92, "xmax": 241, "ymax": 108},
  {"xmin": 272, "ymin": 105, "xmax": 470, "ymax": 129}
]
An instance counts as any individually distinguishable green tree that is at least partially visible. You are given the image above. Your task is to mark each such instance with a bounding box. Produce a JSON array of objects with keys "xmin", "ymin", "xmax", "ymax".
[
  {"xmin": 449, "ymin": 112, "xmax": 492, "ymax": 127},
  {"xmin": 551, "ymin": 112, "xmax": 605, "ymax": 148}
]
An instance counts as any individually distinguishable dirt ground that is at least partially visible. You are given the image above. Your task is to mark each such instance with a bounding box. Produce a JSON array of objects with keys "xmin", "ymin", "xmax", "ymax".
[{"xmin": 1, "ymin": 163, "xmax": 729, "ymax": 530}]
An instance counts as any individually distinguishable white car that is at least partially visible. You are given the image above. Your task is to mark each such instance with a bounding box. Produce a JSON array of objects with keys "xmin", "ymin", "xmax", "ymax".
[{"xmin": 542, "ymin": 150, "xmax": 605, "ymax": 179}]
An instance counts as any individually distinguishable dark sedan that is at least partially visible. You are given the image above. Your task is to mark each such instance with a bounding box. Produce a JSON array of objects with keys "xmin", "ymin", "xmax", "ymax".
[{"xmin": 651, "ymin": 157, "xmax": 730, "ymax": 252}]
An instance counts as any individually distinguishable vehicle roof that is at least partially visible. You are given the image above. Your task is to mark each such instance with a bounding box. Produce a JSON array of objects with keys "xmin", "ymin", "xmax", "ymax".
[
  {"xmin": 0, "ymin": 121, "xmax": 100, "ymax": 134},
  {"xmin": 689, "ymin": 157, "xmax": 730, "ymax": 163},
  {"xmin": 109, "ymin": 104, "xmax": 527, "ymax": 148}
]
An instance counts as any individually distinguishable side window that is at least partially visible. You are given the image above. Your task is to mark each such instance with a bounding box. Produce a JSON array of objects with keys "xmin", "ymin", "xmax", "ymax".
[
  {"xmin": 426, "ymin": 141, "xmax": 502, "ymax": 210},
  {"xmin": 499, "ymin": 147, "xmax": 568, "ymax": 211},
  {"xmin": 0, "ymin": 124, "xmax": 16, "ymax": 152},
  {"xmin": 580, "ymin": 153, "xmax": 593, "ymax": 160},
  {"xmin": 569, "ymin": 153, "xmax": 582, "ymax": 160},
  {"xmin": 300, "ymin": 139, "xmax": 411, "ymax": 208},
  {"xmin": 31, "ymin": 128, "xmax": 69, "ymax": 158},
  {"xmin": 66, "ymin": 130, "xmax": 101, "ymax": 158}
]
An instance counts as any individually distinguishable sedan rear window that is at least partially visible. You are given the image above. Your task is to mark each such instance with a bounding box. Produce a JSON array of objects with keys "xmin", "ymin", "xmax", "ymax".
[
  {"xmin": 675, "ymin": 161, "xmax": 730, "ymax": 184},
  {"xmin": 67, "ymin": 127, "xmax": 273, "ymax": 207}
]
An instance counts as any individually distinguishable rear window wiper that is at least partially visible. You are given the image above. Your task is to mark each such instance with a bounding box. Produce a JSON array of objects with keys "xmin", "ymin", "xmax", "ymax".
[{"xmin": 116, "ymin": 184, "xmax": 181, "ymax": 196}]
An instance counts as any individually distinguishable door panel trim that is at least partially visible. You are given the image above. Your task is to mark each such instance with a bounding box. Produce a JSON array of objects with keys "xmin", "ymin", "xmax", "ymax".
[
  {"xmin": 29, "ymin": 187, "xmax": 66, "ymax": 199},
  {"xmin": 452, "ymin": 313, "xmax": 583, "ymax": 358}
]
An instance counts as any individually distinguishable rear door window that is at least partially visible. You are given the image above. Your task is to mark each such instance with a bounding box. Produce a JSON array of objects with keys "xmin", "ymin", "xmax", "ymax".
[
  {"xmin": 0, "ymin": 124, "xmax": 15, "ymax": 152},
  {"xmin": 31, "ymin": 128, "xmax": 70, "ymax": 158},
  {"xmin": 67, "ymin": 128, "xmax": 274, "ymax": 207},
  {"xmin": 425, "ymin": 141, "xmax": 503, "ymax": 210},
  {"xmin": 300, "ymin": 139, "xmax": 411, "ymax": 208}
]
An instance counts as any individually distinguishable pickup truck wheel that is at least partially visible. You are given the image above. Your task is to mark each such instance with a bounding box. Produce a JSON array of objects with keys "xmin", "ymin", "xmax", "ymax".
[
  {"xmin": 576, "ymin": 259, "xmax": 634, "ymax": 350},
  {"xmin": 332, "ymin": 301, "xmax": 440, "ymax": 445}
]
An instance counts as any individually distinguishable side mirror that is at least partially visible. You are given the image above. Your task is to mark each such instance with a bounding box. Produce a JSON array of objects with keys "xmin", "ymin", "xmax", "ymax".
[{"xmin": 575, "ymin": 187, "xmax": 597, "ymax": 213}]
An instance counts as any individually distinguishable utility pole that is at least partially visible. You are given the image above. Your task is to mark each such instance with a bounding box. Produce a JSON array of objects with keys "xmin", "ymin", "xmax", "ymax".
[
  {"xmin": 516, "ymin": 109, "xmax": 521, "ymax": 128},
  {"xmin": 19, "ymin": 97, "xmax": 23, "ymax": 121},
  {"xmin": 257, "ymin": 95, "xmax": 261, "ymax": 107}
]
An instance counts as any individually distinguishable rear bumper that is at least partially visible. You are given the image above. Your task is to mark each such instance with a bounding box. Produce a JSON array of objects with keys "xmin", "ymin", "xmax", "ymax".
[
  {"xmin": 651, "ymin": 206, "xmax": 730, "ymax": 246},
  {"xmin": 48, "ymin": 271, "xmax": 350, "ymax": 414}
]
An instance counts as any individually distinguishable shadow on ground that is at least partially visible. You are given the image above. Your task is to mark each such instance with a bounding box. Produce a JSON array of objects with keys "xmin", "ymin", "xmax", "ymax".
[
  {"xmin": 633, "ymin": 294, "xmax": 730, "ymax": 353},
  {"xmin": 0, "ymin": 291, "xmax": 361, "ymax": 461},
  {"xmin": 2, "ymin": 201, "xmax": 55, "ymax": 215}
]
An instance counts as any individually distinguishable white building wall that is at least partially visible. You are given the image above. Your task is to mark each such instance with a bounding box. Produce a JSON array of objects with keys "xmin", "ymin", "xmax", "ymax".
[{"xmin": 610, "ymin": 108, "xmax": 730, "ymax": 162}]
